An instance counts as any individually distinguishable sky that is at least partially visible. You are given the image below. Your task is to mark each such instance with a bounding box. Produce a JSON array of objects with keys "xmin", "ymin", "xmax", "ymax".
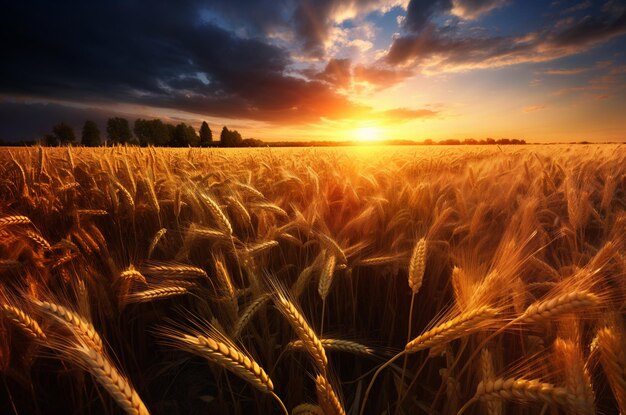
[{"xmin": 1, "ymin": 0, "xmax": 625, "ymax": 143}]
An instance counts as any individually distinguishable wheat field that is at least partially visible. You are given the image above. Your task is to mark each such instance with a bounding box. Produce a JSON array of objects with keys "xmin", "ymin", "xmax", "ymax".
[{"xmin": 0, "ymin": 144, "xmax": 624, "ymax": 415}]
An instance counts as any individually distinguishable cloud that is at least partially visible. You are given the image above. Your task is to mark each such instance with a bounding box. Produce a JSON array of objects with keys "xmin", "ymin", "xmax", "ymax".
[
  {"xmin": 376, "ymin": 107, "xmax": 438, "ymax": 123},
  {"xmin": 386, "ymin": 9, "xmax": 626, "ymax": 72},
  {"xmin": 552, "ymin": 66, "xmax": 626, "ymax": 99},
  {"xmin": 403, "ymin": 0, "xmax": 505, "ymax": 33},
  {"xmin": 311, "ymin": 58, "xmax": 412, "ymax": 90},
  {"xmin": 450, "ymin": 0, "xmax": 508, "ymax": 20},
  {"xmin": 522, "ymin": 104, "xmax": 546, "ymax": 113},
  {"xmin": 404, "ymin": 0, "xmax": 453, "ymax": 32},
  {"xmin": 544, "ymin": 67, "xmax": 593, "ymax": 75},
  {"xmin": 0, "ymin": 0, "xmax": 381, "ymax": 126},
  {"xmin": 353, "ymin": 65, "xmax": 413, "ymax": 87},
  {"xmin": 292, "ymin": 0, "xmax": 408, "ymax": 56},
  {"xmin": 543, "ymin": 60, "xmax": 612, "ymax": 75},
  {"xmin": 315, "ymin": 58, "xmax": 353, "ymax": 87},
  {"xmin": 0, "ymin": 101, "xmax": 126, "ymax": 142}
]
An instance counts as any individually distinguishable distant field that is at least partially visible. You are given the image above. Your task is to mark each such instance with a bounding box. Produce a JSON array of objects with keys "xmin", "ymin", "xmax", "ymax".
[{"xmin": 0, "ymin": 144, "xmax": 624, "ymax": 415}]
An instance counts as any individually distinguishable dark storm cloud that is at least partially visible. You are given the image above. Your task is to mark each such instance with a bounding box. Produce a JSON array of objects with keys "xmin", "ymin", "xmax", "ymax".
[
  {"xmin": 0, "ymin": 101, "xmax": 116, "ymax": 142},
  {"xmin": 403, "ymin": 0, "xmax": 505, "ymax": 32},
  {"xmin": 195, "ymin": 0, "xmax": 400, "ymax": 56},
  {"xmin": 404, "ymin": 0, "xmax": 453, "ymax": 33},
  {"xmin": 387, "ymin": 7, "xmax": 626, "ymax": 70},
  {"xmin": 0, "ymin": 0, "xmax": 368, "ymax": 125}
]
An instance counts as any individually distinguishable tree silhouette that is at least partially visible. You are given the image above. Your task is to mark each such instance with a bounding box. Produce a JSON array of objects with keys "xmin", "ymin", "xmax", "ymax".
[
  {"xmin": 45, "ymin": 122, "xmax": 76, "ymax": 146},
  {"xmin": 134, "ymin": 119, "xmax": 171, "ymax": 146},
  {"xmin": 106, "ymin": 117, "xmax": 132, "ymax": 144},
  {"xmin": 44, "ymin": 134, "xmax": 59, "ymax": 146},
  {"xmin": 199, "ymin": 121, "xmax": 212, "ymax": 147},
  {"xmin": 81, "ymin": 120, "xmax": 101, "ymax": 146},
  {"xmin": 219, "ymin": 126, "xmax": 243, "ymax": 147},
  {"xmin": 171, "ymin": 123, "xmax": 199, "ymax": 147}
]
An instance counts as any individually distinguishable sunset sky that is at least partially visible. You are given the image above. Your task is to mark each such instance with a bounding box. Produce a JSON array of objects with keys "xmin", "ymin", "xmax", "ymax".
[{"xmin": 1, "ymin": 0, "xmax": 626, "ymax": 143}]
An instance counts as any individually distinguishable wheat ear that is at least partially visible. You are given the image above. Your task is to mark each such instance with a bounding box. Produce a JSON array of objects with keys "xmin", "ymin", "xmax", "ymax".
[
  {"xmin": 1, "ymin": 304, "xmax": 47, "ymax": 341},
  {"xmin": 143, "ymin": 264, "xmax": 208, "ymax": 280},
  {"xmin": 147, "ymin": 228, "xmax": 166, "ymax": 258},
  {"xmin": 120, "ymin": 266, "xmax": 147, "ymax": 284},
  {"xmin": 125, "ymin": 286, "xmax": 188, "ymax": 304},
  {"xmin": 273, "ymin": 289, "xmax": 328, "ymax": 373},
  {"xmin": 292, "ymin": 403, "xmax": 324, "ymax": 415},
  {"xmin": 480, "ymin": 349, "xmax": 502, "ymax": 415},
  {"xmin": 318, "ymin": 254, "xmax": 336, "ymax": 301},
  {"xmin": 519, "ymin": 290, "xmax": 600, "ymax": 323},
  {"xmin": 318, "ymin": 234, "xmax": 347, "ymax": 265},
  {"xmin": 77, "ymin": 209, "xmax": 109, "ymax": 217},
  {"xmin": 246, "ymin": 240, "xmax": 279, "ymax": 256},
  {"xmin": 596, "ymin": 327, "xmax": 626, "ymax": 413},
  {"xmin": 287, "ymin": 338, "xmax": 374, "ymax": 356},
  {"xmin": 0, "ymin": 215, "xmax": 32, "ymax": 228},
  {"xmin": 34, "ymin": 300, "xmax": 103, "ymax": 353},
  {"xmin": 25, "ymin": 230, "xmax": 51, "ymax": 251},
  {"xmin": 553, "ymin": 338, "xmax": 595, "ymax": 415},
  {"xmin": 315, "ymin": 374, "xmax": 346, "ymax": 415},
  {"xmin": 159, "ymin": 322, "xmax": 288, "ymax": 415},
  {"xmin": 408, "ymin": 237, "xmax": 426, "ymax": 294},
  {"xmin": 467, "ymin": 377, "xmax": 583, "ymax": 414},
  {"xmin": 233, "ymin": 293, "xmax": 271, "ymax": 339},
  {"xmin": 201, "ymin": 194, "xmax": 233, "ymax": 235},
  {"xmin": 177, "ymin": 333, "xmax": 273, "ymax": 392},
  {"xmin": 74, "ymin": 344, "xmax": 150, "ymax": 415},
  {"xmin": 405, "ymin": 306, "xmax": 498, "ymax": 353}
]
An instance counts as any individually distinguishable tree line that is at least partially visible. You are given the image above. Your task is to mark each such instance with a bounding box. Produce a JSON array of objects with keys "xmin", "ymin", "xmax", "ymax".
[{"xmin": 42, "ymin": 118, "xmax": 263, "ymax": 147}]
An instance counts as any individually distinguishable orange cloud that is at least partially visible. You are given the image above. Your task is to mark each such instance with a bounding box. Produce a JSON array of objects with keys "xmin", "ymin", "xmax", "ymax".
[{"xmin": 522, "ymin": 105, "xmax": 546, "ymax": 113}]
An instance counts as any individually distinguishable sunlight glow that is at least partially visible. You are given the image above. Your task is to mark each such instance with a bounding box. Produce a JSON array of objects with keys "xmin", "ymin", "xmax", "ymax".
[{"xmin": 354, "ymin": 126, "xmax": 380, "ymax": 142}]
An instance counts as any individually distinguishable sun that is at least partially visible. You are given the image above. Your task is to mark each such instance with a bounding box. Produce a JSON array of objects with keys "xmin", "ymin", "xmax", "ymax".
[{"xmin": 354, "ymin": 126, "xmax": 380, "ymax": 142}]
